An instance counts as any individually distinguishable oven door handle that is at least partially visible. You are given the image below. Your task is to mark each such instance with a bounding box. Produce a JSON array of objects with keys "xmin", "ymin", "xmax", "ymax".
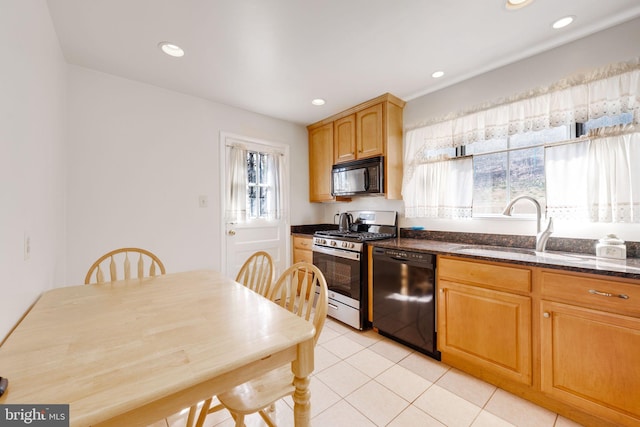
[{"xmin": 312, "ymin": 245, "xmax": 361, "ymax": 261}]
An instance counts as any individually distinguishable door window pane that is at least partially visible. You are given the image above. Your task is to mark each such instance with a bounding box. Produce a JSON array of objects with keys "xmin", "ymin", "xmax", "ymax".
[
  {"xmin": 247, "ymin": 152, "xmax": 257, "ymax": 184},
  {"xmin": 246, "ymin": 151, "xmax": 272, "ymax": 219}
]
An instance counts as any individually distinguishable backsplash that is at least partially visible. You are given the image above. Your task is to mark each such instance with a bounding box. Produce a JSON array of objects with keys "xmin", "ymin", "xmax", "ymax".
[{"xmin": 400, "ymin": 229, "xmax": 640, "ymax": 258}]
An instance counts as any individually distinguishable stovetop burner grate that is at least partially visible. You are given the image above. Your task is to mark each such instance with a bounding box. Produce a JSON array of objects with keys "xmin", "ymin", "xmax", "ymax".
[{"xmin": 314, "ymin": 230, "xmax": 395, "ymax": 242}]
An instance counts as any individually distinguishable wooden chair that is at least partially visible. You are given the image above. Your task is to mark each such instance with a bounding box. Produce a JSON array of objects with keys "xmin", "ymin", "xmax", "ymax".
[
  {"xmin": 84, "ymin": 247, "xmax": 165, "ymax": 284},
  {"xmin": 195, "ymin": 262, "xmax": 329, "ymax": 427},
  {"xmin": 235, "ymin": 251, "xmax": 275, "ymax": 297}
]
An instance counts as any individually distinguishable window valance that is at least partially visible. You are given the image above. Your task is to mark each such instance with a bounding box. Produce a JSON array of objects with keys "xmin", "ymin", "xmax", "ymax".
[
  {"xmin": 405, "ymin": 58, "xmax": 639, "ymax": 159},
  {"xmin": 403, "ymin": 58, "xmax": 640, "ymax": 220}
]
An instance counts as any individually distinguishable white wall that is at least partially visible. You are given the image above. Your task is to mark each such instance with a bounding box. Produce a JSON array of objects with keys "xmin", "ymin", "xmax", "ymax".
[
  {"xmin": 0, "ymin": 0, "xmax": 68, "ymax": 340},
  {"xmin": 66, "ymin": 66, "xmax": 318, "ymax": 285},
  {"xmin": 324, "ymin": 17, "xmax": 640, "ymax": 242}
]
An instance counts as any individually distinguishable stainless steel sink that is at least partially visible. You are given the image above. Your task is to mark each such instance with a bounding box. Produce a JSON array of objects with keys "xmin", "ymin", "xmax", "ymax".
[
  {"xmin": 452, "ymin": 245, "xmax": 590, "ymax": 263},
  {"xmin": 453, "ymin": 245, "xmax": 536, "ymax": 256}
]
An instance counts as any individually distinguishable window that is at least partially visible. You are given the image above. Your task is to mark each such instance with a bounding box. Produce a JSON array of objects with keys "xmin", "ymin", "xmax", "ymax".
[
  {"xmin": 579, "ymin": 112, "xmax": 634, "ymax": 136},
  {"xmin": 246, "ymin": 151, "xmax": 272, "ymax": 220},
  {"xmin": 225, "ymin": 142, "xmax": 285, "ymax": 224},
  {"xmin": 402, "ymin": 60, "xmax": 639, "ymax": 221},
  {"xmin": 468, "ymin": 126, "xmax": 570, "ymax": 215}
]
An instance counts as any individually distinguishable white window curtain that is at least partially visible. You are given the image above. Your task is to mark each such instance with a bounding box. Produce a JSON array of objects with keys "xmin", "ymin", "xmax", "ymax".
[
  {"xmin": 403, "ymin": 157, "xmax": 473, "ymax": 219},
  {"xmin": 225, "ymin": 144, "xmax": 247, "ymax": 223},
  {"xmin": 588, "ymin": 132, "xmax": 640, "ymax": 222},
  {"xmin": 265, "ymin": 152, "xmax": 287, "ymax": 221},
  {"xmin": 546, "ymin": 131, "xmax": 640, "ymax": 223},
  {"xmin": 545, "ymin": 140, "xmax": 590, "ymax": 221},
  {"xmin": 403, "ymin": 58, "xmax": 640, "ymax": 219}
]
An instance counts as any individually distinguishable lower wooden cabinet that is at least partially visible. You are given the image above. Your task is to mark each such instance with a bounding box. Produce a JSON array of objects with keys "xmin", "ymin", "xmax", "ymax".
[
  {"xmin": 438, "ymin": 279, "xmax": 532, "ymax": 385},
  {"xmin": 540, "ymin": 300, "xmax": 640, "ymax": 427},
  {"xmin": 437, "ymin": 258, "xmax": 640, "ymax": 427},
  {"xmin": 292, "ymin": 235, "xmax": 313, "ymax": 296},
  {"xmin": 540, "ymin": 270, "xmax": 640, "ymax": 427},
  {"xmin": 293, "ymin": 235, "xmax": 313, "ymax": 264}
]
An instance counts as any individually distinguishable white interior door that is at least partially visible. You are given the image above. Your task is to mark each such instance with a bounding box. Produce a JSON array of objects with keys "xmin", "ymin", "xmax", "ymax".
[
  {"xmin": 225, "ymin": 221, "xmax": 285, "ymax": 279},
  {"xmin": 220, "ymin": 132, "xmax": 290, "ymax": 279}
]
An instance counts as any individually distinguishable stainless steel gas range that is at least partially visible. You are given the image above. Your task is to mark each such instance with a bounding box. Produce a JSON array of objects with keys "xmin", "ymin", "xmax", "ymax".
[{"xmin": 312, "ymin": 210, "xmax": 397, "ymax": 330}]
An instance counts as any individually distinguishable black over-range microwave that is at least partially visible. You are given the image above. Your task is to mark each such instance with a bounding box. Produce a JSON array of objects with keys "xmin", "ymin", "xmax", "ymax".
[{"xmin": 331, "ymin": 156, "xmax": 384, "ymax": 197}]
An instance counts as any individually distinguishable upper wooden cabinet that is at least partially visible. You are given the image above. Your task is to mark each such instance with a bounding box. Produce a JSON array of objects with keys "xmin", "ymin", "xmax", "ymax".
[
  {"xmin": 334, "ymin": 114, "xmax": 357, "ymax": 163},
  {"xmin": 307, "ymin": 93, "xmax": 405, "ymax": 202},
  {"xmin": 334, "ymin": 103, "xmax": 384, "ymax": 163},
  {"xmin": 356, "ymin": 103, "xmax": 384, "ymax": 159},
  {"xmin": 308, "ymin": 122, "xmax": 334, "ymax": 202}
]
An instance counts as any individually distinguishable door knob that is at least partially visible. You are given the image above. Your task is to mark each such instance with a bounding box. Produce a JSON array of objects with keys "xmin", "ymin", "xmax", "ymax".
[{"xmin": 228, "ymin": 230, "xmax": 236, "ymax": 236}]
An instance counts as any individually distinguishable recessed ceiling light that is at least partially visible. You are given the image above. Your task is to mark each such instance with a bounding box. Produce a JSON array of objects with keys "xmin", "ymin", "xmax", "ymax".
[
  {"xmin": 158, "ymin": 41, "xmax": 185, "ymax": 58},
  {"xmin": 311, "ymin": 98, "xmax": 326, "ymax": 106},
  {"xmin": 505, "ymin": 0, "xmax": 534, "ymax": 10},
  {"xmin": 432, "ymin": 71, "xmax": 445, "ymax": 78},
  {"xmin": 552, "ymin": 16, "xmax": 574, "ymax": 29}
]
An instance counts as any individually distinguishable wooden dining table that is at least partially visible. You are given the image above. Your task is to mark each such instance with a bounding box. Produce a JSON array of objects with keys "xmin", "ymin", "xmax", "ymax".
[{"xmin": 0, "ymin": 270, "xmax": 316, "ymax": 426}]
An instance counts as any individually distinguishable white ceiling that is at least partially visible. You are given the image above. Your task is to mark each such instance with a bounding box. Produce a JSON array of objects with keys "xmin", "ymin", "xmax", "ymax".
[{"xmin": 46, "ymin": 0, "xmax": 640, "ymax": 125}]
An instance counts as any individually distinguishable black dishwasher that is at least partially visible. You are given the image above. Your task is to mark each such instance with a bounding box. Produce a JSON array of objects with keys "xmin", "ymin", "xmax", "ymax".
[{"xmin": 372, "ymin": 247, "xmax": 440, "ymax": 360}]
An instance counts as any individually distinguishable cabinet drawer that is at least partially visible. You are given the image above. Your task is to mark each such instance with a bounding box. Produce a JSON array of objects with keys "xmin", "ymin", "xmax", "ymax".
[
  {"xmin": 438, "ymin": 257, "xmax": 531, "ymax": 293},
  {"xmin": 293, "ymin": 248, "xmax": 312, "ymax": 264},
  {"xmin": 541, "ymin": 270, "xmax": 640, "ymax": 317},
  {"xmin": 293, "ymin": 236, "xmax": 313, "ymax": 250}
]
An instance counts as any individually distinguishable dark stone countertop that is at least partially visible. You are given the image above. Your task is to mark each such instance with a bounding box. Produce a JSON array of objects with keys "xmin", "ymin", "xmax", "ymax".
[
  {"xmin": 291, "ymin": 226, "xmax": 640, "ymax": 280},
  {"xmin": 370, "ymin": 231, "xmax": 640, "ymax": 281},
  {"xmin": 291, "ymin": 224, "xmax": 337, "ymax": 237}
]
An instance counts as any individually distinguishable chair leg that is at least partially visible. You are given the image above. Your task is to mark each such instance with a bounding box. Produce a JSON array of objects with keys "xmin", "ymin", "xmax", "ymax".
[
  {"xmin": 233, "ymin": 412, "xmax": 245, "ymax": 427},
  {"xmin": 195, "ymin": 398, "xmax": 212, "ymax": 427},
  {"xmin": 258, "ymin": 409, "xmax": 277, "ymax": 427},
  {"xmin": 186, "ymin": 405, "xmax": 197, "ymax": 427}
]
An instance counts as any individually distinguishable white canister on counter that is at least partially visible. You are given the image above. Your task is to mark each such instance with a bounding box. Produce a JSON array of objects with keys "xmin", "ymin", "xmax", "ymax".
[{"xmin": 595, "ymin": 234, "xmax": 627, "ymax": 260}]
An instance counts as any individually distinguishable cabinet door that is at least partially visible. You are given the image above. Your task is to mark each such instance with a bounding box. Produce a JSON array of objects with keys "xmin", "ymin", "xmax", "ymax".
[
  {"xmin": 308, "ymin": 123, "xmax": 334, "ymax": 202},
  {"xmin": 334, "ymin": 114, "xmax": 356, "ymax": 164},
  {"xmin": 356, "ymin": 103, "xmax": 384, "ymax": 159},
  {"xmin": 438, "ymin": 280, "xmax": 532, "ymax": 385},
  {"xmin": 292, "ymin": 236, "xmax": 313, "ymax": 296},
  {"xmin": 540, "ymin": 300, "xmax": 640, "ymax": 427}
]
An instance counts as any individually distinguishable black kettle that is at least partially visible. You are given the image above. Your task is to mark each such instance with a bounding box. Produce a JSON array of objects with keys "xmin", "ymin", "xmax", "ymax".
[{"xmin": 338, "ymin": 212, "xmax": 353, "ymax": 232}]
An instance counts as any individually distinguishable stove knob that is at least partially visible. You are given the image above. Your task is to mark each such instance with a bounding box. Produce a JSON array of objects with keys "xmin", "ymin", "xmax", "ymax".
[
  {"xmin": 330, "ymin": 241, "xmax": 337, "ymax": 247},
  {"xmin": 341, "ymin": 242, "xmax": 348, "ymax": 248},
  {"xmin": 349, "ymin": 242, "xmax": 355, "ymax": 249}
]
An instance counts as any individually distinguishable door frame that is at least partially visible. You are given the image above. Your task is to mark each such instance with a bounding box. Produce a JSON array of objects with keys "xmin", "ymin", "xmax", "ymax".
[{"xmin": 218, "ymin": 131, "xmax": 291, "ymax": 276}]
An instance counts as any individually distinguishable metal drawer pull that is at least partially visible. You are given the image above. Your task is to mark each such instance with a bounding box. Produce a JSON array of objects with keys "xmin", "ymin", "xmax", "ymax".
[
  {"xmin": 588, "ymin": 289, "xmax": 629, "ymax": 299},
  {"xmin": 328, "ymin": 303, "xmax": 339, "ymax": 310}
]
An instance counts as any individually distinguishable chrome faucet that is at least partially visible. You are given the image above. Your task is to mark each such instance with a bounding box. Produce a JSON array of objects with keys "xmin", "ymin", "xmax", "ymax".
[{"xmin": 502, "ymin": 195, "xmax": 554, "ymax": 252}]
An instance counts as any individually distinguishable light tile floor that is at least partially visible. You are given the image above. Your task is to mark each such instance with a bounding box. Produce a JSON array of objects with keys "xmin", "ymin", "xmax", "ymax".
[{"xmin": 151, "ymin": 318, "xmax": 584, "ymax": 427}]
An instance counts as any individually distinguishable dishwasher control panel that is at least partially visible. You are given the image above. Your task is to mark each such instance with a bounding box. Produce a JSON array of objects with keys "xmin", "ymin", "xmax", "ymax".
[{"xmin": 374, "ymin": 248, "xmax": 434, "ymax": 263}]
